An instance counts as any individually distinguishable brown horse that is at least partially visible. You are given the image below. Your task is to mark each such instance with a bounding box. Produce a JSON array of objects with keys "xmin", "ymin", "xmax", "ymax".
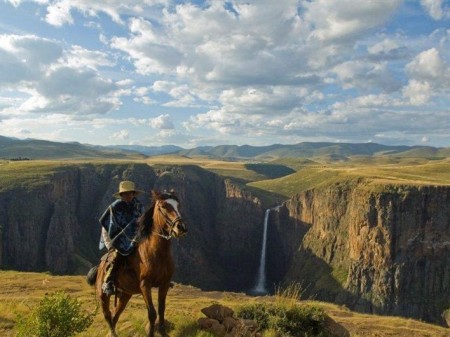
[{"xmin": 87, "ymin": 191, "xmax": 187, "ymax": 337}]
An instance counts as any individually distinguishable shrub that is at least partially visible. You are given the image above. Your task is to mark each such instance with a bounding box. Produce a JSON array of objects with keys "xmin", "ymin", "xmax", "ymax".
[
  {"xmin": 237, "ymin": 282, "xmax": 328, "ymax": 336},
  {"xmin": 237, "ymin": 302, "xmax": 328, "ymax": 337},
  {"xmin": 15, "ymin": 291, "xmax": 94, "ymax": 337}
]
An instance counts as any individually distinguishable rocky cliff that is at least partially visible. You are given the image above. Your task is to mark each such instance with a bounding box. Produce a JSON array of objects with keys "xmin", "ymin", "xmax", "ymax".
[
  {"xmin": 0, "ymin": 163, "xmax": 265, "ymax": 291},
  {"xmin": 268, "ymin": 180, "xmax": 450, "ymax": 324}
]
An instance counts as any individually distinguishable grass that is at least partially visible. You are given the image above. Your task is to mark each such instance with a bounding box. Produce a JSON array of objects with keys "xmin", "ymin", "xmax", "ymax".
[
  {"xmin": 249, "ymin": 159, "xmax": 450, "ymax": 197},
  {"xmin": 0, "ymin": 271, "xmax": 448, "ymax": 337},
  {"xmin": 0, "ymin": 159, "xmax": 146, "ymax": 192},
  {"xmin": 146, "ymin": 155, "xmax": 271, "ymax": 182}
]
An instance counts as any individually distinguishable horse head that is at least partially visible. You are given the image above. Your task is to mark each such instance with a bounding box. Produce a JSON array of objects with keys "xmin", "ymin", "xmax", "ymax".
[{"xmin": 152, "ymin": 190, "xmax": 187, "ymax": 239}]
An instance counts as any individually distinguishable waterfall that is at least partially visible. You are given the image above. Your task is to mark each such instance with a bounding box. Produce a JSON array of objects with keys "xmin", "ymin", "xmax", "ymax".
[{"xmin": 253, "ymin": 208, "xmax": 271, "ymax": 294}]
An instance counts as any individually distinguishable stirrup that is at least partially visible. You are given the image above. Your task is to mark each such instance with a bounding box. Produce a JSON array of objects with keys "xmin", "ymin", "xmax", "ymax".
[{"xmin": 102, "ymin": 281, "xmax": 115, "ymax": 296}]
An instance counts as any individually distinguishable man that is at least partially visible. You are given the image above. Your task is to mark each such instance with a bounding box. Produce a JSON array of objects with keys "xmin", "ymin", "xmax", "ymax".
[{"xmin": 99, "ymin": 180, "xmax": 144, "ymax": 296}]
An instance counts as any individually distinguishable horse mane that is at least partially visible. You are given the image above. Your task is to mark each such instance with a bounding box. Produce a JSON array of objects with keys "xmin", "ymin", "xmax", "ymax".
[{"xmin": 136, "ymin": 191, "xmax": 179, "ymax": 241}]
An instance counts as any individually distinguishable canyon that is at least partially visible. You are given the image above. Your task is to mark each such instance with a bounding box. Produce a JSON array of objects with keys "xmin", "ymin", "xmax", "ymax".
[{"xmin": 0, "ymin": 162, "xmax": 448, "ymax": 325}]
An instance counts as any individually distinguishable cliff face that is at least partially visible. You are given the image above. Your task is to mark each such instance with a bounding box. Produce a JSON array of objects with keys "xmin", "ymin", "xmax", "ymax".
[
  {"xmin": 269, "ymin": 182, "xmax": 450, "ymax": 323},
  {"xmin": 0, "ymin": 163, "xmax": 264, "ymax": 291},
  {"xmin": 0, "ymin": 163, "xmax": 156, "ymax": 274},
  {"xmin": 151, "ymin": 165, "xmax": 264, "ymax": 290}
]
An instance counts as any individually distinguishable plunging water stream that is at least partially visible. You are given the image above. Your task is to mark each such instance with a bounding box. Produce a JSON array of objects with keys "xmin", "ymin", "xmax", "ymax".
[{"xmin": 252, "ymin": 208, "xmax": 271, "ymax": 294}]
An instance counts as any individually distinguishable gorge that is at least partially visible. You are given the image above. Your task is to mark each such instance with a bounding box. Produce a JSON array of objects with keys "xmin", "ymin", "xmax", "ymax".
[{"xmin": 0, "ymin": 161, "xmax": 449, "ymax": 326}]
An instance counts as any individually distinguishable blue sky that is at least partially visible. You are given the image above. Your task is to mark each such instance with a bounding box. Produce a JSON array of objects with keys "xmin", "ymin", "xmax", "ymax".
[{"xmin": 0, "ymin": 0, "xmax": 449, "ymax": 148}]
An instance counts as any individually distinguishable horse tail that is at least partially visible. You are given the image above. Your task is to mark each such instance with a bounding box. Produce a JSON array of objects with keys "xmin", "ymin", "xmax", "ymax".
[{"xmin": 86, "ymin": 265, "xmax": 98, "ymax": 286}]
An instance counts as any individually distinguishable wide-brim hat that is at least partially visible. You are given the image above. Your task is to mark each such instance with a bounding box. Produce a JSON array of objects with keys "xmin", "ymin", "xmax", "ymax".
[{"xmin": 113, "ymin": 180, "xmax": 144, "ymax": 198}]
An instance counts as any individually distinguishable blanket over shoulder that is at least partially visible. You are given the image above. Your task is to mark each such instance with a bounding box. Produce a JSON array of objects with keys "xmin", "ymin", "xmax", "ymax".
[{"xmin": 98, "ymin": 198, "xmax": 144, "ymax": 255}]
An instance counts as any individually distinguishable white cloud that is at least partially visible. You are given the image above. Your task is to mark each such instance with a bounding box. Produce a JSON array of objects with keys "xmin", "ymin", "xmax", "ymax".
[
  {"xmin": 0, "ymin": 34, "xmax": 62, "ymax": 85},
  {"xmin": 406, "ymin": 48, "xmax": 448, "ymax": 82},
  {"xmin": 46, "ymin": 0, "xmax": 74, "ymax": 26},
  {"xmin": 303, "ymin": 0, "xmax": 403, "ymax": 42},
  {"xmin": 149, "ymin": 114, "xmax": 174, "ymax": 129},
  {"xmin": 402, "ymin": 80, "xmax": 432, "ymax": 105},
  {"xmin": 0, "ymin": 34, "xmax": 121, "ymax": 116},
  {"xmin": 111, "ymin": 129, "xmax": 129, "ymax": 141},
  {"xmin": 64, "ymin": 45, "xmax": 115, "ymax": 69},
  {"xmin": 402, "ymin": 48, "xmax": 450, "ymax": 104},
  {"xmin": 43, "ymin": 0, "xmax": 168, "ymax": 26},
  {"xmin": 420, "ymin": 0, "xmax": 448, "ymax": 20}
]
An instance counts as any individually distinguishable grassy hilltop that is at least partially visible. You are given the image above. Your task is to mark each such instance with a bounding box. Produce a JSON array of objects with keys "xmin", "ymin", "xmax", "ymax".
[{"xmin": 0, "ymin": 271, "xmax": 449, "ymax": 337}]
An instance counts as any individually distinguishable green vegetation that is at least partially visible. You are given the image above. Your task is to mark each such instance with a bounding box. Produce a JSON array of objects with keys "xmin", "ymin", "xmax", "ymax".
[
  {"xmin": 0, "ymin": 161, "xmax": 64, "ymax": 192},
  {"xmin": 237, "ymin": 283, "xmax": 327, "ymax": 337},
  {"xmin": 249, "ymin": 159, "xmax": 450, "ymax": 197},
  {"xmin": 237, "ymin": 303, "xmax": 327, "ymax": 337},
  {"xmin": 15, "ymin": 291, "xmax": 94, "ymax": 337}
]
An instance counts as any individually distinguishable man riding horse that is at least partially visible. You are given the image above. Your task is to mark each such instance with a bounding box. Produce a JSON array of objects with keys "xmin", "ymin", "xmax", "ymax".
[
  {"xmin": 99, "ymin": 180, "xmax": 144, "ymax": 296},
  {"xmin": 88, "ymin": 185, "xmax": 187, "ymax": 337}
]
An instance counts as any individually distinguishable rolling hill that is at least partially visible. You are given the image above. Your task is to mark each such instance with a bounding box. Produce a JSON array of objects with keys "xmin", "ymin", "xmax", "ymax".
[
  {"xmin": 0, "ymin": 136, "xmax": 144, "ymax": 160},
  {"xmin": 1, "ymin": 135, "xmax": 449, "ymax": 161}
]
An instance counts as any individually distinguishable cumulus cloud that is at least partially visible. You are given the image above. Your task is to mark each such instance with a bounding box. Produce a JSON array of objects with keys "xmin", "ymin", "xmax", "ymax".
[
  {"xmin": 2, "ymin": 0, "xmax": 450, "ymax": 146},
  {"xmin": 64, "ymin": 45, "xmax": 115, "ymax": 69},
  {"xmin": 0, "ymin": 34, "xmax": 121, "ymax": 116},
  {"xmin": 302, "ymin": 0, "xmax": 403, "ymax": 42},
  {"xmin": 420, "ymin": 0, "xmax": 449, "ymax": 20},
  {"xmin": 402, "ymin": 48, "xmax": 450, "ymax": 104},
  {"xmin": 149, "ymin": 114, "xmax": 174, "ymax": 129},
  {"xmin": 406, "ymin": 48, "xmax": 448, "ymax": 82},
  {"xmin": 0, "ymin": 34, "xmax": 62, "ymax": 86},
  {"xmin": 43, "ymin": 0, "xmax": 170, "ymax": 26},
  {"xmin": 402, "ymin": 80, "xmax": 432, "ymax": 105},
  {"xmin": 333, "ymin": 60, "xmax": 400, "ymax": 92}
]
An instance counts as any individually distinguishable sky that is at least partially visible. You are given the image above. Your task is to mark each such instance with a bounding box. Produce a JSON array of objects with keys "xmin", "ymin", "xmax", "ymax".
[{"xmin": 0, "ymin": 0, "xmax": 449, "ymax": 148}]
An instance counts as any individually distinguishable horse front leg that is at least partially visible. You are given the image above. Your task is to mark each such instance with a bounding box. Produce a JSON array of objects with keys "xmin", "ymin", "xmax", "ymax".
[
  {"xmin": 157, "ymin": 284, "xmax": 171, "ymax": 336},
  {"xmin": 112, "ymin": 292, "xmax": 132, "ymax": 328},
  {"xmin": 140, "ymin": 281, "xmax": 157, "ymax": 337},
  {"xmin": 99, "ymin": 294, "xmax": 119, "ymax": 337}
]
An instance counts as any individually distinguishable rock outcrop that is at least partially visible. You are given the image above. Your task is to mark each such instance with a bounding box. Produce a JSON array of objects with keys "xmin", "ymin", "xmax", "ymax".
[
  {"xmin": 198, "ymin": 304, "xmax": 260, "ymax": 337},
  {"xmin": 269, "ymin": 181, "xmax": 450, "ymax": 324}
]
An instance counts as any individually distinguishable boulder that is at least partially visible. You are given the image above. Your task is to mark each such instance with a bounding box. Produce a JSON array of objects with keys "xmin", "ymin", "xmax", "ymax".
[
  {"xmin": 198, "ymin": 304, "xmax": 261, "ymax": 337},
  {"xmin": 201, "ymin": 303, "xmax": 235, "ymax": 322}
]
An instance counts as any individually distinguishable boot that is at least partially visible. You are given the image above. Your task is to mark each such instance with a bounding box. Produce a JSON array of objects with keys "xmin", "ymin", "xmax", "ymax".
[
  {"xmin": 102, "ymin": 280, "xmax": 115, "ymax": 296},
  {"xmin": 102, "ymin": 250, "xmax": 118, "ymax": 296}
]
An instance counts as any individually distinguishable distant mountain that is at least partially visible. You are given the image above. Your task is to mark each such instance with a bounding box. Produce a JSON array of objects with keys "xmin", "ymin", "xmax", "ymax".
[
  {"xmin": 1, "ymin": 135, "xmax": 448, "ymax": 161},
  {"xmin": 178, "ymin": 142, "xmax": 448, "ymax": 160},
  {"xmin": 107, "ymin": 144, "xmax": 183, "ymax": 156},
  {"xmin": 0, "ymin": 136, "xmax": 145, "ymax": 160}
]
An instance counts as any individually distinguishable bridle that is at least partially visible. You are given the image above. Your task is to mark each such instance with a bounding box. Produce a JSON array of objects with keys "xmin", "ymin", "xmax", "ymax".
[{"xmin": 153, "ymin": 199, "xmax": 184, "ymax": 240}]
